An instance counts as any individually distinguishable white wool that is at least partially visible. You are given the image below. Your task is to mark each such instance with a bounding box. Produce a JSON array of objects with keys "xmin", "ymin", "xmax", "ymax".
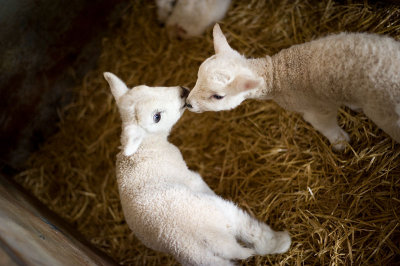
[
  {"xmin": 156, "ymin": 0, "xmax": 231, "ymax": 38},
  {"xmin": 187, "ymin": 24, "xmax": 400, "ymax": 150},
  {"xmin": 396, "ymin": 104, "xmax": 400, "ymax": 128},
  {"xmin": 104, "ymin": 72, "xmax": 291, "ymax": 265}
]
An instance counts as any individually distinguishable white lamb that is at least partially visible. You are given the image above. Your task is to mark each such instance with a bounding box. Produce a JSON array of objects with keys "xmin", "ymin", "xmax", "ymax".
[
  {"xmin": 186, "ymin": 24, "xmax": 400, "ymax": 150},
  {"xmin": 103, "ymin": 72, "xmax": 291, "ymax": 265},
  {"xmin": 156, "ymin": 0, "xmax": 231, "ymax": 38}
]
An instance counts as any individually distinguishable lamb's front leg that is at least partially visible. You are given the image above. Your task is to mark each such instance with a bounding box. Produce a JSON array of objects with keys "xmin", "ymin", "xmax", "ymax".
[{"xmin": 302, "ymin": 109, "xmax": 350, "ymax": 151}]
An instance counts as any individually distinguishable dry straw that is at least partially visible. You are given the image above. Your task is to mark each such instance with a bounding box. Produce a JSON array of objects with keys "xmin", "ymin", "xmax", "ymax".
[{"xmin": 15, "ymin": 0, "xmax": 400, "ymax": 265}]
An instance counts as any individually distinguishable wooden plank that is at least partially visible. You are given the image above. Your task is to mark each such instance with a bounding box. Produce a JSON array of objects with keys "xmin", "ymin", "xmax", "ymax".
[{"xmin": 0, "ymin": 176, "xmax": 117, "ymax": 266}]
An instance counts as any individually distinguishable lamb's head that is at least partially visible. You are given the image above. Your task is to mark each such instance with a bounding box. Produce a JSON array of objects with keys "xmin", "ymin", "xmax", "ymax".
[
  {"xmin": 186, "ymin": 24, "xmax": 264, "ymax": 113},
  {"xmin": 104, "ymin": 72, "xmax": 189, "ymax": 156},
  {"xmin": 156, "ymin": 0, "xmax": 205, "ymax": 39},
  {"xmin": 157, "ymin": 0, "xmax": 230, "ymax": 39},
  {"xmin": 155, "ymin": 0, "xmax": 176, "ymax": 24}
]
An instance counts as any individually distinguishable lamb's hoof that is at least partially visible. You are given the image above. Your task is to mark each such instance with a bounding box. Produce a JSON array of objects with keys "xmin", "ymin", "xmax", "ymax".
[
  {"xmin": 331, "ymin": 129, "xmax": 350, "ymax": 151},
  {"xmin": 272, "ymin": 231, "xmax": 291, "ymax": 254},
  {"xmin": 254, "ymin": 228, "xmax": 291, "ymax": 255},
  {"xmin": 332, "ymin": 142, "xmax": 346, "ymax": 151},
  {"xmin": 235, "ymin": 247, "xmax": 254, "ymax": 260},
  {"xmin": 346, "ymin": 103, "xmax": 362, "ymax": 112}
]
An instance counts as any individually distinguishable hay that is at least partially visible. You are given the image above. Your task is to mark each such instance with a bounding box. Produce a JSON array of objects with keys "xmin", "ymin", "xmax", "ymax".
[{"xmin": 15, "ymin": 0, "xmax": 400, "ymax": 265}]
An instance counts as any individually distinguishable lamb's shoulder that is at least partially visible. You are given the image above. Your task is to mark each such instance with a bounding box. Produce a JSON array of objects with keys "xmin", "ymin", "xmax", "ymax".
[{"xmin": 115, "ymin": 140, "xmax": 190, "ymax": 191}]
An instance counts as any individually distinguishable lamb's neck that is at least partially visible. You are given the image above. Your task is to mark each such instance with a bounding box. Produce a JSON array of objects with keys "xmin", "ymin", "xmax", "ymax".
[
  {"xmin": 133, "ymin": 131, "xmax": 185, "ymax": 170},
  {"xmin": 139, "ymin": 133, "xmax": 169, "ymax": 151},
  {"xmin": 246, "ymin": 56, "xmax": 275, "ymax": 100}
]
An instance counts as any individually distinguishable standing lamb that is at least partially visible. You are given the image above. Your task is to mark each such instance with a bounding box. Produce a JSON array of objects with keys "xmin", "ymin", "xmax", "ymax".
[
  {"xmin": 103, "ymin": 72, "xmax": 291, "ymax": 265},
  {"xmin": 186, "ymin": 24, "xmax": 400, "ymax": 150},
  {"xmin": 156, "ymin": 0, "xmax": 231, "ymax": 38}
]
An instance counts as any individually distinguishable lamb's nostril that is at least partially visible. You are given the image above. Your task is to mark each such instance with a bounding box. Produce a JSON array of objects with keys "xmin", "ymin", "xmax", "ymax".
[
  {"xmin": 185, "ymin": 103, "xmax": 193, "ymax": 109},
  {"xmin": 180, "ymin": 86, "xmax": 190, "ymax": 98}
]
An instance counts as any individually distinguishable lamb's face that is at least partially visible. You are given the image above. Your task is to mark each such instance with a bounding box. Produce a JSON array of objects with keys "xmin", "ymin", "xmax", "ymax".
[
  {"xmin": 119, "ymin": 85, "xmax": 187, "ymax": 133},
  {"xmin": 104, "ymin": 72, "xmax": 189, "ymax": 156},
  {"xmin": 164, "ymin": 2, "xmax": 209, "ymax": 39},
  {"xmin": 158, "ymin": 0, "xmax": 231, "ymax": 39},
  {"xmin": 186, "ymin": 54, "xmax": 252, "ymax": 112},
  {"xmin": 155, "ymin": 0, "xmax": 175, "ymax": 24},
  {"xmin": 186, "ymin": 24, "xmax": 263, "ymax": 113}
]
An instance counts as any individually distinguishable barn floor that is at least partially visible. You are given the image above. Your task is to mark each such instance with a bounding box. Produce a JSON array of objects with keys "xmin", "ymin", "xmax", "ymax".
[{"xmin": 15, "ymin": 0, "xmax": 400, "ymax": 265}]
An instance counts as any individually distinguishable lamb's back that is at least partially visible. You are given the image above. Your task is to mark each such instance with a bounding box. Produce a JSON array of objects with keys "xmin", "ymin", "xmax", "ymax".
[
  {"xmin": 272, "ymin": 33, "xmax": 400, "ymax": 110},
  {"xmin": 117, "ymin": 176, "xmax": 229, "ymax": 255},
  {"xmin": 114, "ymin": 144, "xmax": 229, "ymax": 254}
]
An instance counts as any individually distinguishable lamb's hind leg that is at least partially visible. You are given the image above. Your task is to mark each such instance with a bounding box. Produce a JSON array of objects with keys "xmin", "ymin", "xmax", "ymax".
[
  {"xmin": 202, "ymin": 229, "xmax": 254, "ymax": 261},
  {"xmin": 178, "ymin": 249, "xmax": 234, "ymax": 266},
  {"xmin": 235, "ymin": 213, "xmax": 291, "ymax": 255},
  {"xmin": 219, "ymin": 202, "xmax": 291, "ymax": 255},
  {"xmin": 178, "ymin": 239, "xmax": 246, "ymax": 266},
  {"xmin": 363, "ymin": 105, "xmax": 400, "ymax": 143},
  {"xmin": 302, "ymin": 109, "xmax": 350, "ymax": 151}
]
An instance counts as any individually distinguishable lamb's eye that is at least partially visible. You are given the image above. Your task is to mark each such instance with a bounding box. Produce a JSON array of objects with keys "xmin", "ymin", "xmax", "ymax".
[
  {"xmin": 153, "ymin": 112, "xmax": 162, "ymax": 123},
  {"xmin": 212, "ymin": 94, "xmax": 224, "ymax": 100}
]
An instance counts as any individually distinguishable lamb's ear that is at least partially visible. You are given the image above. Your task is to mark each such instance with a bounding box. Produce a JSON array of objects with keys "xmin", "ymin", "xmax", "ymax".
[
  {"xmin": 213, "ymin": 24, "xmax": 234, "ymax": 54},
  {"xmin": 230, "ymin": 75, "xmax": 263, "ymax": 94},
  {"xmin": 121, "ymin": 125, "xmax": 145, "ymax": 156},
  {"xmin": 104, "ymin": 72, "xmax": 129, "ymax": 101}
]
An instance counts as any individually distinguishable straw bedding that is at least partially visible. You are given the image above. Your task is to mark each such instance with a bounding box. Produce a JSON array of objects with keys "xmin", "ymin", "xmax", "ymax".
[{"xmin": 15, "ymin": 0, "xmax": 400, "ymax": 265}]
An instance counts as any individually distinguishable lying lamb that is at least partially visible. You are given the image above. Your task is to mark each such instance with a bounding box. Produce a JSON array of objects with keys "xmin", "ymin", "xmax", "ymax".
[
  {"xmin": 156, "ymin": 0, "xmax": 231, "ymax": 38},
  {"xmin": 186, "ymin": 24, "xmax": 400, "ymax": 150},
  {"xmin": 103, "ymin": 72, "xmax": 291, "ymax": 265}
]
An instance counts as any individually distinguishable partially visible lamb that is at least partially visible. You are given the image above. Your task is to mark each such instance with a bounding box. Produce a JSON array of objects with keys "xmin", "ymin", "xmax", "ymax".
[
  {"xmin": 156, "ymin": 0, "xmax": 231, "ymax": 38},
  {"xmin": 104, "ymin": 72, "xmax": 291, "ymax": 265},
  {"xmin": 186, "ymin": 24, "xmax": 400, "ymax": 150}
]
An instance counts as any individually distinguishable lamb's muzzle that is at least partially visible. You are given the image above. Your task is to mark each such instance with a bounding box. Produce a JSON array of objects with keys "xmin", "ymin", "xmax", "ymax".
[{"xmin": 180, "ymin": 86, "xmax": 190, "ymax": 98}]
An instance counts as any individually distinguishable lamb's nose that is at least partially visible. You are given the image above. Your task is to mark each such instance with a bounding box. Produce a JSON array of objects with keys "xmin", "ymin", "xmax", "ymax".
[
  {"xmin": 180, "ymin": 86, "xmax": 190, "ymax": 98},
  {"xmin": 185, "ymin": 102, "xmax": 193, "ymax": 109}
]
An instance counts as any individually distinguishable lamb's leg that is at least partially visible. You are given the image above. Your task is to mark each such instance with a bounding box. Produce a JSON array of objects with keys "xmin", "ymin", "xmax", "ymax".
[
  {"xmin": 345, "ymin": 103, "xmax": 362, "ymax": 112},
  {"xmin": 235, "ymin": 212, "xmax": 291, "ymax": 255},
  {"xmin": 363, "ymin": 105, "xmax": 400, "ymax": 143},
  {"xmin": 219, "ymin": 202, "xmax": 291, "ymax": 255},
  {"xmin": 303, "ymin": 109, "xmax": 350, "ymax": 151},
  {"xmin": 201, "ymin": 229, "xmax": 254, "ymax": 261},
  {"xmin": 178, "ymin": 245, "xmax": 236, "ymax": 266}
]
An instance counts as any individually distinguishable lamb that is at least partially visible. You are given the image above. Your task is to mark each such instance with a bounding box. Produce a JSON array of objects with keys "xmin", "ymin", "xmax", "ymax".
[
  {"xmin": 186, "ymin": 24, "xmax": 400, "ymax": 150},
  {"xmin": 156, "ymin": 0, "xmax": 231, "ymax": 38},
  {"xmin": 103, "ymin": 72, "xmax": 291, "ymax": 265}
]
